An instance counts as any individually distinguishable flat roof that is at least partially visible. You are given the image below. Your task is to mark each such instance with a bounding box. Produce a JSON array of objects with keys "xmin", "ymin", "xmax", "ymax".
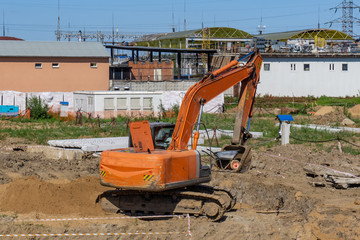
[
  {"xmin": 261, "ymin": 52, "xmax": 360, "ymax": 58},
  {"xmin": 73, "ymin": 91, "xmax": 164, "ymax": 95},
  {"xmin": 106, "ymin": 45, "xmax": 217, "ymax": 54},
  {"xmin": 0, "ymin": 41, "xmax": 110, "ymax": 58}
]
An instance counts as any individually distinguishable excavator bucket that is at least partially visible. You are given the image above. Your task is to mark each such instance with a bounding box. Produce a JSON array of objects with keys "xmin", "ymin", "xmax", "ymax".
[{"xmin": 215, "ymin": 145, "xmax": 252, "ymax": 172}]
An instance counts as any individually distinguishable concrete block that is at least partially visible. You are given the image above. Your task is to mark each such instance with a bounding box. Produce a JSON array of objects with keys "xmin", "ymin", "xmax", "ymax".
[
  {"xmin": 27, "ymin": 145, "xmax": 84, "ymax": 161},
  {"xmin": 48, "ymin": 137, "xmax": 129, "ymax": 152}
]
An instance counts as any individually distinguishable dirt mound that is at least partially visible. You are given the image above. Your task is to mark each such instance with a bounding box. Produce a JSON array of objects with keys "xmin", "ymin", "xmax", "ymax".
[
  {"xmin": 0, "ymin": 176, "xmax": 108, "ymax": 215},
  {"xmin": 314, "ymin": 106, "xmax": 336, "ymax": 116},
  {"xmin": 313, "ymin": 108, "xmax": 348, "ymax": 125},
  {"xmin": 348, "ymin": 104, "xmax": 360, "ymax": 119}
]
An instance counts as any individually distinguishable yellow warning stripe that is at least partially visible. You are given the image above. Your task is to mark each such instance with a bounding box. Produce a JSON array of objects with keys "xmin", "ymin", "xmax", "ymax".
[
  {"xmin": 0, "ymin": 232, "xmax": 185, "ymax": 237},
  {"xmin": 100, "ymin": 171, "xmax": 106, "ymax": 177},
  {"xmin": 143, "ymin": 174, "xmax": 154, "ymax": 181}
]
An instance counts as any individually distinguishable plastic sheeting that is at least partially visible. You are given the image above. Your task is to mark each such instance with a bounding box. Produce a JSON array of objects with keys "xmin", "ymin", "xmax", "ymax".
[{"xmin": 0, "ymin": 91, "xmax": 74, "ymax": 113}]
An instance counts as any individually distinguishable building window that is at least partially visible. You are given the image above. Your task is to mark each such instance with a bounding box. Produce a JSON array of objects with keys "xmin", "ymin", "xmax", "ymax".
[
  {"xmin": 143, "ymin": 97, "xmax": 153, "ymax": 110},
  {"xmin": 342, "ymin": 64, "xmax": 348, "ymax": 71},
  {"xmin": 117, "ymin": 98, "xmax": 127, "ymax": 110},
  {"xmin": 90, "ymin": 63, "xmax": 97, "ymax": 68},
  {"xmin": 104, "ymin": 98, "xmax": 115, "ymax": 110},
  {"xmin": 130, "ymin": 98, "xmax": 141, "ymax": 110},
  {"xmin": 329, "ymin": 63, "xmax": 335, "ymax": 71},
  {"xmin": 87, "ymin": 97, "xmax": 94, "ymax": 106},
  {"xmin": 291, "ymin": 64, "xmax": 296, "ymax": 71},
  {"xmin": 304, "ymin": 64, "xmax": 310, "ymax": 71},
  {"xmin": 35, "ymin": 63, "xmax": 42, "ymax": 69},
  {"xmin": 52, "ymin": 63, "xmax": 59, "ymax": 68},
  {"xmin": 264, "ymin": 63, "xmax": 270, "ymax": 71}
]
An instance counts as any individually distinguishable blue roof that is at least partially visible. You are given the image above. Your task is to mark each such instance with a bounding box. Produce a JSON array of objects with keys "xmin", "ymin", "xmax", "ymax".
[{"xmin": 277, "ymin": 115, "xmax": 294, "ymax": 122}]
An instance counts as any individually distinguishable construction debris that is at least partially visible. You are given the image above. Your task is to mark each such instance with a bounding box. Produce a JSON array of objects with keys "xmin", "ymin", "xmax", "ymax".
[{"xmin": 304, "ymin": 164, "xmax": 359, "ymax": 189}]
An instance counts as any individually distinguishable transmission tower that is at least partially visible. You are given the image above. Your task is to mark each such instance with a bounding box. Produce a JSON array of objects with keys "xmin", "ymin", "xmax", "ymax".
[{"xmin": 326, "ymin": 0, "xmax": 360, "ymax": 37}]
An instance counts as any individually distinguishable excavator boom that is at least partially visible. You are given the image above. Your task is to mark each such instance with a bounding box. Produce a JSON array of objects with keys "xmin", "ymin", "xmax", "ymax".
[{"xmin": 169, "ymin": 50, "xmax": 262, "ymax": 150}]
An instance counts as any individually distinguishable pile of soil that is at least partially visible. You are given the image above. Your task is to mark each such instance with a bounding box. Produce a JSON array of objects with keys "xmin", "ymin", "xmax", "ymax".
[
  {"xmin": 0, "ymin": 176, "xmax": 107, "ymax": 215},
  {"xmin": 348, "ymin": 104, "xmax": 360, "ymax": 119},
  {"xmin": 313, "ymin": 108, "xmax": 348, "ymax": 125}
]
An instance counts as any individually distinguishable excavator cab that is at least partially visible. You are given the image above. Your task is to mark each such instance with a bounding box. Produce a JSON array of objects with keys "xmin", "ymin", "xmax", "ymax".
[{"xmin": 128, "ymin": 122, "xmax": 175, "ymax": 150}]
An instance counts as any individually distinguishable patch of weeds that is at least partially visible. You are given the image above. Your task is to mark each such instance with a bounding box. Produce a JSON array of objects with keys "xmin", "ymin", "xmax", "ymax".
[{"xmin": 342, "ymin": 146, "xmax": 360, "ymax": 155}]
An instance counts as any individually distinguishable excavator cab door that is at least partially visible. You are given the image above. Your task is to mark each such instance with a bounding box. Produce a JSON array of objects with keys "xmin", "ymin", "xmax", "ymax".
[{"xmin": 129, "ymin": 121, "xmax": 154, "ymax": 153}]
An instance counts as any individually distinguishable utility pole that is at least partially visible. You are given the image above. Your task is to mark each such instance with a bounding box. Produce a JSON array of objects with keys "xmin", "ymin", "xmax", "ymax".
[
  {"xmin": 257, "ymin": 15, "xmax": 266, "ymax": 35},
  {"xmin": 2, "ymin": 9, "xmax": 5, "ymax": 36},
  {"xmin": 57, "ymin": 0, "xmax": 61, "ymax": 41},
  {"xmin": 318, "ymin": 5, "xmax": 321, "ymax": 29},
  {"xmin": 184, "ymin": 0, "xmax": 186, "ymax": 31},
  {"xmin": 172, "ymin": 0, "xmax": 175, "ymax": 32},
  {"xmin": 326, "ymin": 0, "xmax": 360, "ymax": 37}
]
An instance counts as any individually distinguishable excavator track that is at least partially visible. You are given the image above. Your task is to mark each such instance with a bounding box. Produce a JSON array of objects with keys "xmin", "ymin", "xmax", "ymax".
[
  {"xmin": 96, "ymin": 185, "xmax": 235, "ymax": 221},
  {"xmin": 186, "ymin": 185, "xmax": 236, "ymax": 211}
]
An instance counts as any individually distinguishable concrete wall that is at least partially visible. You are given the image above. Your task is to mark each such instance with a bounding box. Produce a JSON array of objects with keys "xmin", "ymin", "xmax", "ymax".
[
  {"xmin": 258, "ymin": 57, "xmax": 360, "ymax": 97},
  {"xmin": 129, "ymin": 61, "xmax": 173, "ymax": 81},
  {"xmin": 111, "ymin": 80, "xmax": 234, "ymax": 96},
  {"xmin": 0, "ymin": 57, "xmax": 109, "ymax": 92}
]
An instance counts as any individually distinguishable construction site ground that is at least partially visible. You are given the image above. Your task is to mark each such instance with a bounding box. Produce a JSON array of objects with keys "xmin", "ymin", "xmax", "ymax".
[
  {"xmin": 0, "ymin": 144, "xmax": 358, "ymax": 239},
  {"xmin": 0, "ymin": 105, "xmax": 359, "ymax": 240}
]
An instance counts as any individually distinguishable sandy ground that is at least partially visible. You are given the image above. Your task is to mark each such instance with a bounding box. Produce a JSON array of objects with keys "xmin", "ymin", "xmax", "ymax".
[{"xmin": 0, "ymin": 143, "xmax": 359, "ymax": 240}]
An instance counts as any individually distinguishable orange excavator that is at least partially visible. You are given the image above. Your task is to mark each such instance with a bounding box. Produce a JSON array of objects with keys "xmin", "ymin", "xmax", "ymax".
[{"xmin": 97, "ymin": 50, "xmax": 262, "ymax": 221}]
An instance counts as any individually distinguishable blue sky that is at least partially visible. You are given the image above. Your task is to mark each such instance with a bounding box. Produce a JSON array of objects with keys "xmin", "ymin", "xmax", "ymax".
[{"xmin": 1, "ymin": 0, "xmax": 358, "ymax": 41}]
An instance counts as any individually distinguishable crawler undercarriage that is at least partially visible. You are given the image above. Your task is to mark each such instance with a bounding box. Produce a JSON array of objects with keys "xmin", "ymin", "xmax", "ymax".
[{"xmin": 97, "ymin": 185, "xmax": 236, "ymax": 221}]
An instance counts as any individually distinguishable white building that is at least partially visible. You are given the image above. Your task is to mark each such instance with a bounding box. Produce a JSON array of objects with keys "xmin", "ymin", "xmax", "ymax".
[
  {"xmin": 258, "ymin": 54, "xmax": 360, "ymax": 97},
  {"xmin": 73, "ymin": 91, "xmax": 224, "ymax": 118}
]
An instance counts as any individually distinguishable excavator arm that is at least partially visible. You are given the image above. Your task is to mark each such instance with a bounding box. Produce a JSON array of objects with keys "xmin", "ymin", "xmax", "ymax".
[{"xmin": 168, "ymin": 50, "xmax": 262, "ymax": 150}]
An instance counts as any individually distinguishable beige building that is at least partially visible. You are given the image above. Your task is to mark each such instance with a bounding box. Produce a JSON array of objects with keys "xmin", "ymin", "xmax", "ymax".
[{"xmin": 0, "ymin": 41, "xmax": 109, "ymax": 92}]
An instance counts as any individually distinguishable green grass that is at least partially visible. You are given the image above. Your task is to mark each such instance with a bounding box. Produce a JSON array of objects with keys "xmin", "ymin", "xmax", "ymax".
[
  {"xmin": 290, "ymin": 126, "xmax": 360, "ymax": 155},
  {"xmin": 1, "ymin": 118, "xmax": 128, "ymax": 145},
  {"xmin": 317, "ymin": 95, "xmax": 360, "ymax": 107},
  {"xmin": 225, "ymin": 95, "xmax": 360, "ymax": 117},
  {"xmin": 1, "ymin": 105, "xmax": 359, "ymax": 155}
]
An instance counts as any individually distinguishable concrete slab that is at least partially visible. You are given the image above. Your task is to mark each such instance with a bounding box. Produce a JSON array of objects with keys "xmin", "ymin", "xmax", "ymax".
[
  {"xmin": 198, "ymin": 129, "xmax": 263, "ymax": 139},
  {"xmin": 291, "ymin": 124, "xmax": 360, "ymax": 134},
  {"xmin": 48, "ymin": 137, "xmax": 129, "ymax": 152}
]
